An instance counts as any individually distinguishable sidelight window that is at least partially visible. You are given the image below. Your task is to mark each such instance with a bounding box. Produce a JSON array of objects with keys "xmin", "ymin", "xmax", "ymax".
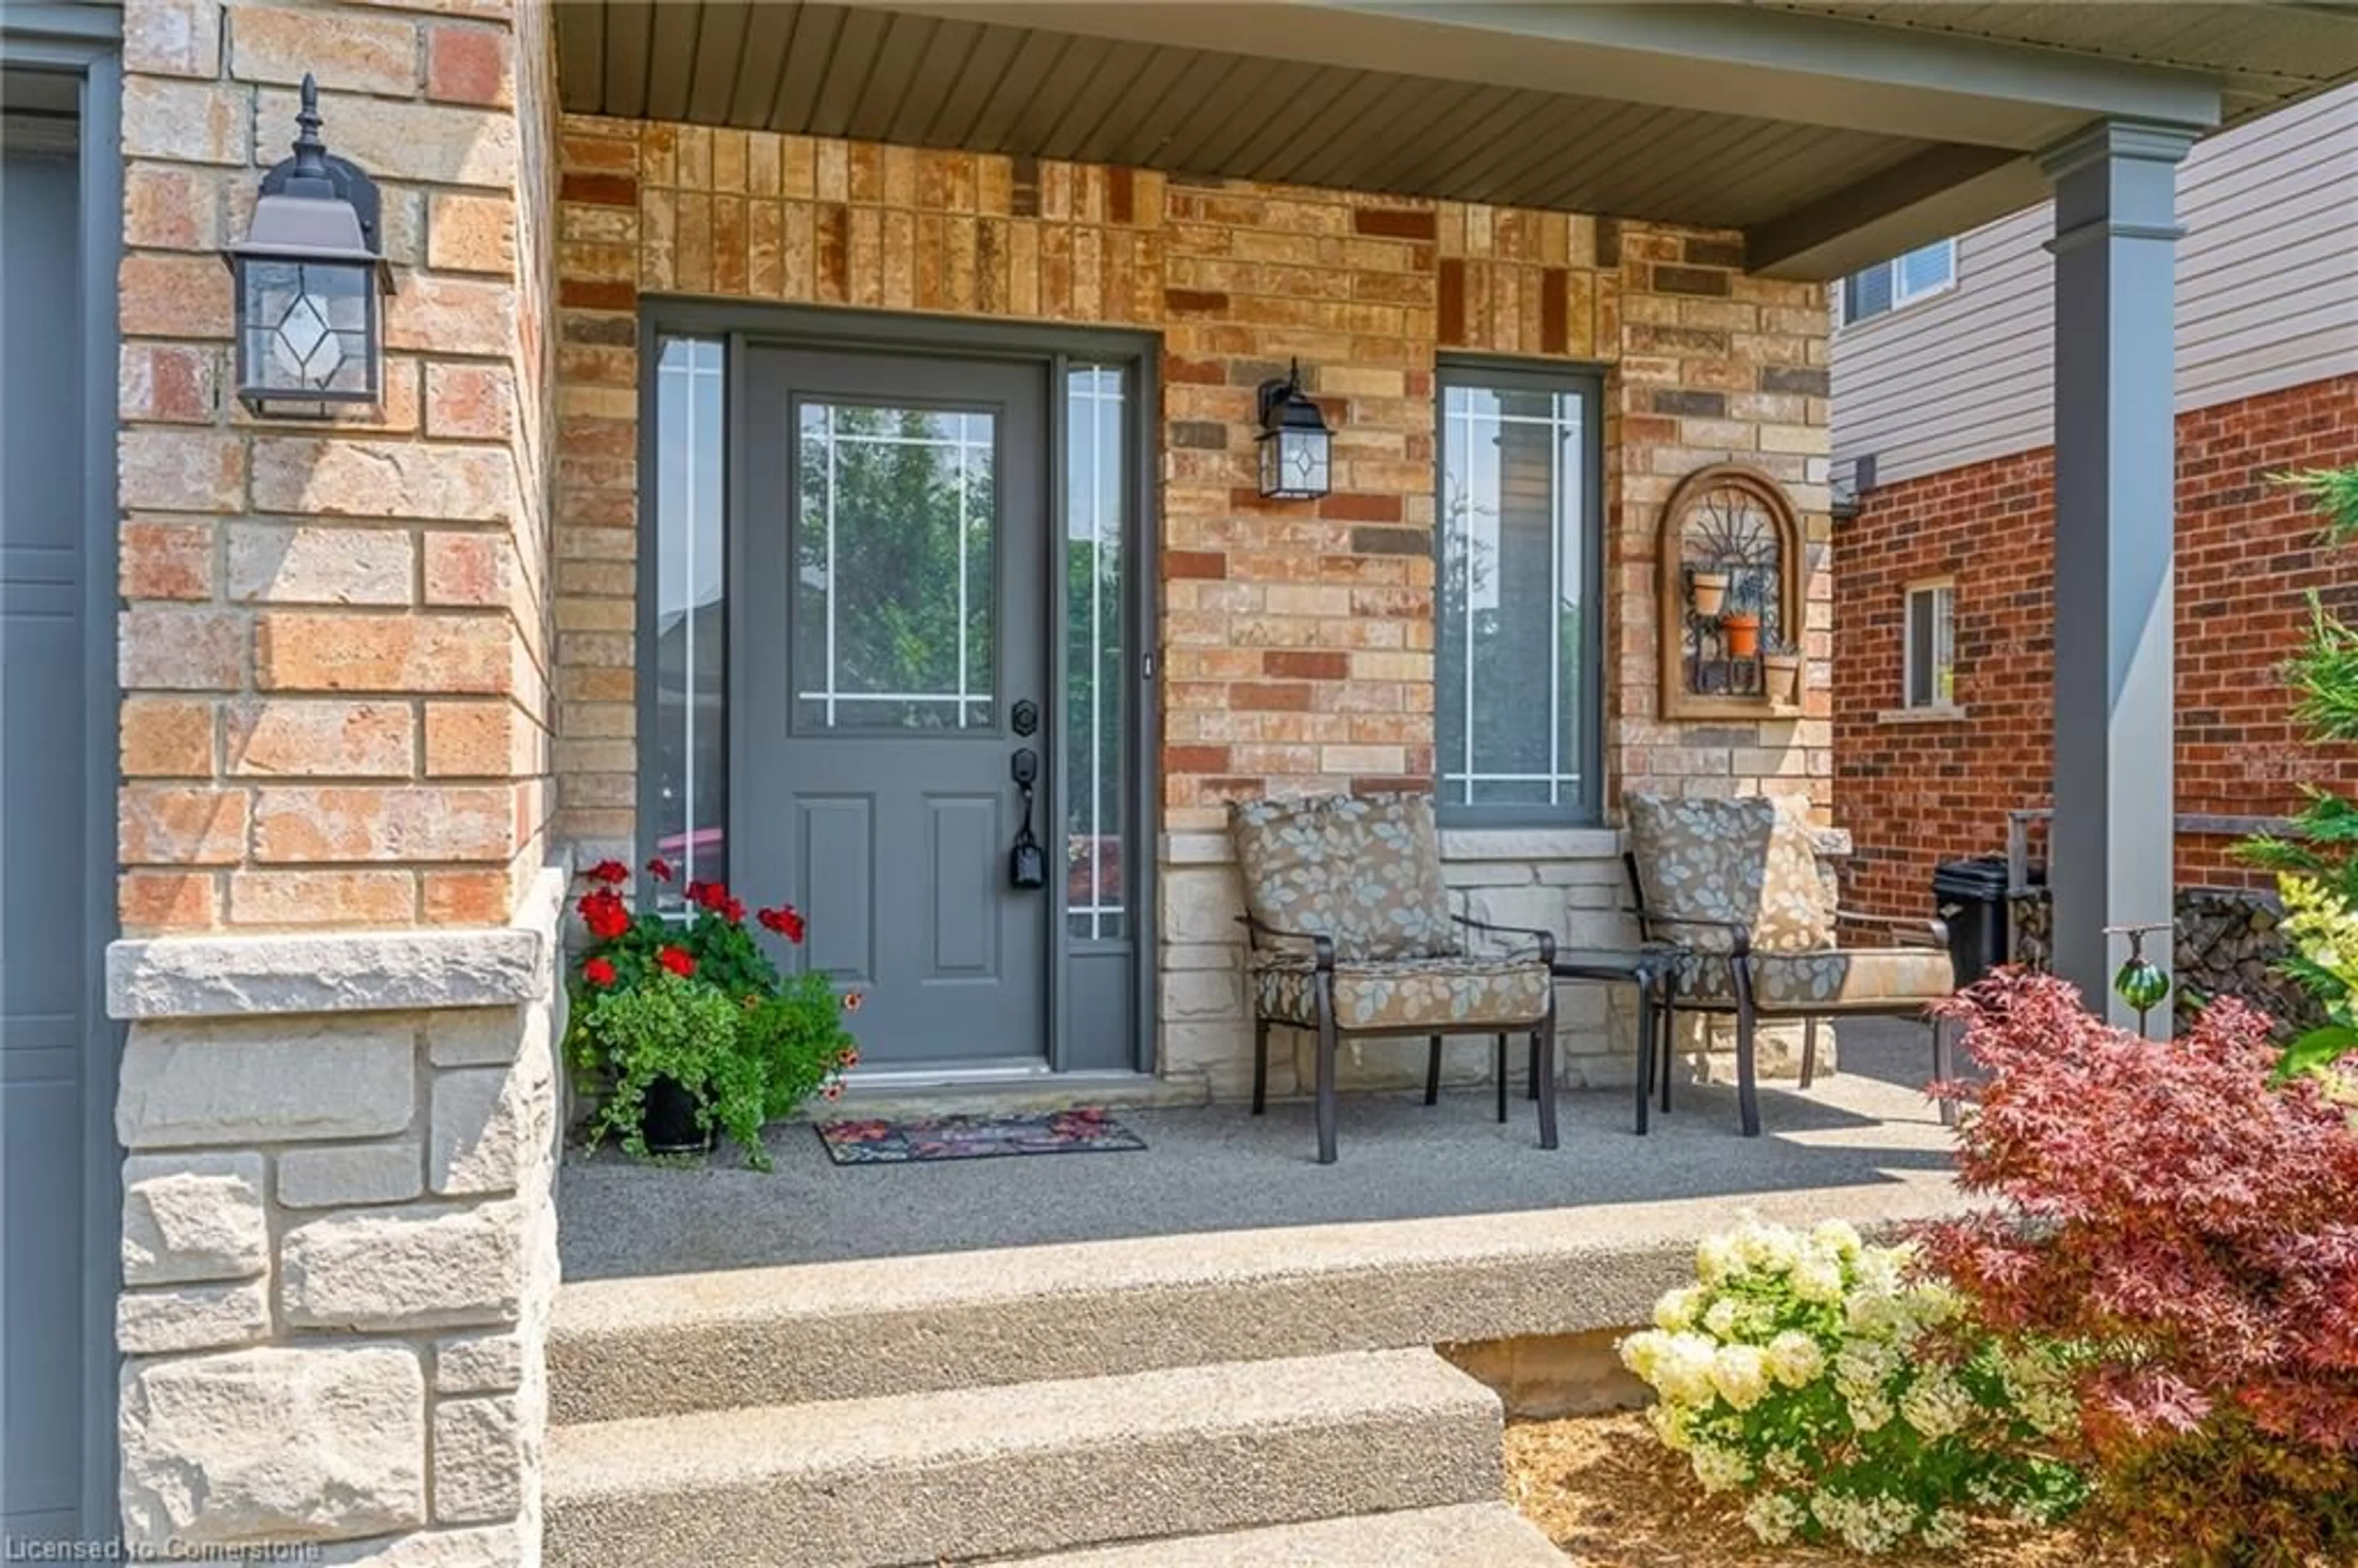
[
  {"xmin": 650, "ymin": 335, "xmax": 726, "ymax": 909},
  {"xmin": 1066, "ymin": 364, "xmax": 1128, "ymax": 941}
]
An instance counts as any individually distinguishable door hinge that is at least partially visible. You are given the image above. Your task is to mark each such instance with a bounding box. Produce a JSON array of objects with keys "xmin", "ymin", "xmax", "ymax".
[{"xmin": 1142, "ymin": 652, "xmax": 1156, "ymax": 680}]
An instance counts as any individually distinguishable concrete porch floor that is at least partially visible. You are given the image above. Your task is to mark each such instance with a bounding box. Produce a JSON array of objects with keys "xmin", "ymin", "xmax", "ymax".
[{"xmin": 557, "ymin": 1020, "xmax": 1964, "ymax": 1281}]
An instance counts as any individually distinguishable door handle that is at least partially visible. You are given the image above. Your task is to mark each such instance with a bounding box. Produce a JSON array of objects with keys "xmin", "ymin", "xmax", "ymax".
[{"xmin": 1009, "ymin": 748, "xmax": 1045, "ymax": 890}]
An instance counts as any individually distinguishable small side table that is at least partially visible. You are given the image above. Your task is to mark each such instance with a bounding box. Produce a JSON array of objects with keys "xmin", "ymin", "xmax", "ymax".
[{"xmin": 1548, "ymin": 945, "xmax": 1689, "ymax": 1135}]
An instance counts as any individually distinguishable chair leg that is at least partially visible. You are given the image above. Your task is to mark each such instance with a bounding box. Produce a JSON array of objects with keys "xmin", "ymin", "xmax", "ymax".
[
  {"xmin": 1931, "ymin": 1014, "xmax": 1959, "ymax": 1127},
  {"xmin": 1527, "ymin": 1033, "xmax": 1540, "ymax": 1101},
  {"xmin": 1315, "ymin": 986, "xmax": 1340, "ymax": 1165},
  {"xmin": 1799, "ymin": 1015, "xmax": 1819, "ymax": 1090},
  {"xmin": 1424, "ymin": 1034, "xmax": 1442, "ymax": 1107},
  {"xmin": 1535, "ymin": 996, "xmax": 1559, "ymax": 1151},
  {"xmin": 1495, "ymin": 1033, "xmax": 1508, "ymax": 1124},
  {"xmin": 1634, "ymin": 980, "xmax": 1654, "ymax": 1136},
  {"xmin": 1734, "ymin": 974, "xmax": 1763, "ymax": 1138},
  {"xmin": 1252, "ymin": 1020, "xmax": 1269, "ymax": 1116},
  {"xmin": 1660, "ymin": 998, "xmax": 1676, "ymax": 1114}
]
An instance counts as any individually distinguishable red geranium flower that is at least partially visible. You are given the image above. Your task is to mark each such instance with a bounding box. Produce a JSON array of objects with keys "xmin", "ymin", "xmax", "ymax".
[
  {"xmin": 578, "ymin": 888, "xmax": 629, "ymax": 941},
  {"xmin": 656, "ymin": 945, "xmax": 695, "ymax": 977},
  {"xmin": 587, "ymin": 859, "xmax": 629, "ymax": 885},
  {"xmin": 721, "ymin": 896, "xmax": 747, "ymax": 924},
  {"xmin": 645, "ymin": 856, "xmax": 674, "ymax": 883},
  {"xmin": 583, "ymin": 957, "xmax": 617, "ymax": 988},
  {"xmin": 758, "ymin": 904, "xmax": 807, "ymax": 944}
]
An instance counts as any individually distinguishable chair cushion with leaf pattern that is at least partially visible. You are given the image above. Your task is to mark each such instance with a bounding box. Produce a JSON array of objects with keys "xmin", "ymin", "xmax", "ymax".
[
  {"xmin": 1673, "ymin": 947, "xmax": 1955, "ymax": 1010},
  {"xmin": 1251, "ymin": 953, "xmax": 1551, "ymax": 1031},
  {"xmin": 1624, "ymin": 793, "xmax": 1835, "ymax": 954},
  {"xmin": 1229, "ymin": 792, "xmax": 1459, "ymax": 960}
]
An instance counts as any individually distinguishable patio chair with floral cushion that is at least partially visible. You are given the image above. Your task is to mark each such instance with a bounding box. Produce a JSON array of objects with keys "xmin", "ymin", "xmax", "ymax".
[
  {"xmin": 1622, "ymin": 793, "xmax": 1956, "ymax": 1137},
  {"xmin": 1229, "ymin": 792, "xmax": 1559, "ymax": 1165}
]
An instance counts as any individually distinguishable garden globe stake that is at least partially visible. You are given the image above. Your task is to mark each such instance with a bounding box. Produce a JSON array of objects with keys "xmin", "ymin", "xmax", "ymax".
[{"xmin": 2105, "ymin": 923, "xmax": 2173, "ymax": 1037}]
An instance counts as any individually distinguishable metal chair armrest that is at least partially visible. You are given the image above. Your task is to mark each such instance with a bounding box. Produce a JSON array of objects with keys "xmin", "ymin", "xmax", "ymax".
[
  {"xmin": 1235, "ymin": 913, "xmax": 1336, "ymax": 969},
  {"xmin": 1835, "ymin": 908, "xmax": 1951, "ymax": 949},
  {"xmin": 1621, "ymin": 909, "xmax": 1754, "ymax": 957},
  {"xmin": 1452, "ymin": 912, "xmax": 1557, "ymax": 966}
]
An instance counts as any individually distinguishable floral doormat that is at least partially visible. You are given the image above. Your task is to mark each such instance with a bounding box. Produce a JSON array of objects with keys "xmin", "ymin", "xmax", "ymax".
[{"xmin": 814, "ymin": 1108, "xmax": 1148, "ymax": 1165}]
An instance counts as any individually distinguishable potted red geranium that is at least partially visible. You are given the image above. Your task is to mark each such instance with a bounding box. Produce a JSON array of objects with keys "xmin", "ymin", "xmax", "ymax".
[{"xmin": 564, "ymin": 858, "xmax": 862, "ymax": 1167}]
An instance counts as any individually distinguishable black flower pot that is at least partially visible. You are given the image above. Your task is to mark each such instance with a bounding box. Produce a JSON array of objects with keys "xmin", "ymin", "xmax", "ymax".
[{"xmin": 640, "ymin": 1074, "xmax": 717, "ymax": 1155}]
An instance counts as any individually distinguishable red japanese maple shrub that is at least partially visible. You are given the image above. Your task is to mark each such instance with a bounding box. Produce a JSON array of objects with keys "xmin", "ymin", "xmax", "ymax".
[{"xmin": 1918, "ymin": 969, "xmax": 2358, "ymax": 1566}]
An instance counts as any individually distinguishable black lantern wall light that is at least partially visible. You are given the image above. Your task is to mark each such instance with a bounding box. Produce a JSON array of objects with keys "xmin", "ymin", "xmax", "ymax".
[
  {"xmin": 224, "ymin": 75, "xmax": 392, "ymax": 413},
  {"xmin": 1255, "ymin": 359, "xmax": 1332, "ymax": 500}
]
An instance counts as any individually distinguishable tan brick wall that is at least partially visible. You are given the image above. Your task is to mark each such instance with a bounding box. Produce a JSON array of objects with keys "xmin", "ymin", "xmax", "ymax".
[
  {"xmin": 550, "ymin": 118, "xmax": 1831, "ymax": 865},
  {"xmin": 116, "ymin": 0, "xmax": 557, "ymax": 934}
]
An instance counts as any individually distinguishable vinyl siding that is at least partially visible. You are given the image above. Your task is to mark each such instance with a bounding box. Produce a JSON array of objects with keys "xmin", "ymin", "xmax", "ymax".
[{"xmin": 1832, "ymin": 83, "xmax": 2358, "ymax": 487}]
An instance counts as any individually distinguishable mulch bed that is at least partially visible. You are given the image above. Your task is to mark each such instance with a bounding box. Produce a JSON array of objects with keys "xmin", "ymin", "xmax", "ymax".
[{"xmin": 1504, "ymin": 1413, "xmax": 2153, "ymax": 1567}]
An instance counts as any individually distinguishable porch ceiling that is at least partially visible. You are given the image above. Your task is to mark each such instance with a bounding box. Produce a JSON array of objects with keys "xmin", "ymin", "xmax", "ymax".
[{"xmin": 551, "ymin": 2, "xmax": 2358, "ymax": 279}]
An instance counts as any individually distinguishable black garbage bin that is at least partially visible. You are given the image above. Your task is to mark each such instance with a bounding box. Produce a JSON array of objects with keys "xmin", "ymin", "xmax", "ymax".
[{"xmin": 1933, "ymin": 855, "xmax": 2014, "ymax": 987}]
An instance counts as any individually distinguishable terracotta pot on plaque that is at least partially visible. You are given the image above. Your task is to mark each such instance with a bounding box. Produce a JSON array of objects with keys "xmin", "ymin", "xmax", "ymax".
[
  {"xmin": 1762, "ymin": 651, "xmax": 1802, "ymax": 707},
  {"xmin": 1689, "ymin": 570, "xmax": 1729, "ymax": 618},
  {"xmin": 1720, "ymin": 611, "xmax": 1761, "ymax": 659}
]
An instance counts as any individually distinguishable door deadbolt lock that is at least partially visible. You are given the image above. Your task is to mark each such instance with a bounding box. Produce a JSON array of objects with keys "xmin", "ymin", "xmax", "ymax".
[{"xmin": 1011, "ymin": 699, "xmax": 1039, "ymax": 737}]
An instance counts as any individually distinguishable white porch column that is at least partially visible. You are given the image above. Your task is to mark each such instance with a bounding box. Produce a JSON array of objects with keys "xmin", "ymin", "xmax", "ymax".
[{"xmin": 2039, "ymin": 120, "xmax": 2200, "ymax": 1027}]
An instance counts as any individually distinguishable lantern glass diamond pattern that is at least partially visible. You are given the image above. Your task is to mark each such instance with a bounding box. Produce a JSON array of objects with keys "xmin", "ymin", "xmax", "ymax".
[
  {"xmin": 227, "ymin": 75, "xmax": 387, "ymax": 410},
  {"xmin": 1255, "ymin": 360, "xmax": 1333, "ymax": 501}
]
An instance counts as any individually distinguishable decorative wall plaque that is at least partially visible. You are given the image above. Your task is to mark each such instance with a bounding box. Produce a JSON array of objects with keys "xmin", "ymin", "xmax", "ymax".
[{"xmin": 1657, "ymin": 463, "xmax": 1804, "ymax": 720}]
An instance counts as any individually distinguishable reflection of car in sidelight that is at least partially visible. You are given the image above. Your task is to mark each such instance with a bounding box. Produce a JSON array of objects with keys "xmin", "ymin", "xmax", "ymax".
[{"xmin": 1067, "ymin": 836, "xmax": 1123, "ymax": 906}]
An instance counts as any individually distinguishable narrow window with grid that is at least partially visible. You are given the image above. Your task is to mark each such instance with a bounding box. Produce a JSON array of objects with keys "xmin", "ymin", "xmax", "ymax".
[{"xmin": 1435, "ymin": 365, "xmax": 1603, "ymax": 823}]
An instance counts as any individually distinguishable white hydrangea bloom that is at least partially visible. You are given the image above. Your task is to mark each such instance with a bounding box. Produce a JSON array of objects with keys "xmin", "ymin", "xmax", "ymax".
[
  {"xmin": 1696, "ymin": 1232, "xmax": 1742, "ymax": 1287},
  {"xmin": 1653, "ymin": 1284, "xmax": 1706, "ymax": 1333},
  {"xmin": 1654, "ymin": 1332, "xmax": 1721, "ymax": 1407},
  {"xmin": 1742, "ymin": 1491, "xmax": 1808, "ymax": 1545},
  {"xmin": 1899, "ymin": 1367, "xmax": 1975, "ymax": 1441},
  {"xmin": 1811, "ymin": 1217, "xmax": 1864, "ymax": 1258},
  {"xmin": 1703, "ymin": 1296, "xmax": 1745, "ymax": 1338},
  {"xmin": 1733, "ymin": 1219, "xmax": 1802, "ymax": 1275},
  {"xmin": 1619, "ymin": 1329, "xmax": 1665, "ymax": 1382},
  {"xmin": 1847, "ymin": 1389, "xmax": 1896, "ymax": 1431},
  {"xmin": 1646, "ymin": 1398, "xmax": 1695, "ymax": 1453},
  {"xmin": 1708, "ymin": 1343, "xmax": 1772, "ymax": 1411},
  {"xmin": 1766, "ymin": 1330, "xmax": 1827, "ymax": 1388},
  {"xmin": 1689, "ymin": 1438, "xmax": 1753, "ymax": 1494},
  {"xmin": 1790, "ymin": 1252, "xmax": 1846, "ymax": 1306},
  {"xmin": 1923, "ymin": 1508, "xmax": 1969, "ymax": 1551}
]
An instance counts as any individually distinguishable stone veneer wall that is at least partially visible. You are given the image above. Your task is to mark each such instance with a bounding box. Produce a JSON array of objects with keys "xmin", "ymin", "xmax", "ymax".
[
  {"xmin": 110, "ymin": 0, "xmax": 565, "ymax": 1559},
  {"xmin": 110, "ymin": 871, "xmax": 563, "ymax": 1563},
  {"xmin": 549, "ymin": 118, "xmax": 1834, "ymax": 1092}
]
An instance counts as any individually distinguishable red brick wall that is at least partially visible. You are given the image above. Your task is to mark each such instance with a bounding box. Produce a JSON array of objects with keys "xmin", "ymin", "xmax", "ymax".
[{"xmin": 1835, "ymin": 373, "xmax": 2358, "ymax": 917}]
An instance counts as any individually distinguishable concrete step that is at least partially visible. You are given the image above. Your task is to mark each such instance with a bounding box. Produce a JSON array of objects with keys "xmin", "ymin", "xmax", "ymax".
[
  {"xmin": 542, "ymin": 1348, "xmax": 1504, "ymax": 1568},
  {"xmin": 549, "ymin": 1206, "xmax": 1702, "ymax": 1422},
  {"xmin": 989, "ymin": 1502, "xmax": 1568, "ymax": 1566}
]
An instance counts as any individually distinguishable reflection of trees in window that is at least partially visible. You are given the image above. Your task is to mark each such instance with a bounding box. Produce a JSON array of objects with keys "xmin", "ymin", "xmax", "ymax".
[
  {"xmin": 794, "ymin": 405, "xmax": 994, "ymax": 729},
  {"xmin": 1065, "ymin": 539, "xmax": 1123, "ymax": 935},
  {"xmin": 1065, "ymin": 367, "xmax": 1126, "ymax": 940},
  {"xmin": 1438, "ymin": 382, "xmax": 1590, "ymax": 813}
]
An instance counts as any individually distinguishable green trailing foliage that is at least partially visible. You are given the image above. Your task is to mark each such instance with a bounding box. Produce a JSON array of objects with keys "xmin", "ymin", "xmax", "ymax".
[{"xmin": 2236, "ymin": 465, "xmax": 2358, "ymax": 1082}]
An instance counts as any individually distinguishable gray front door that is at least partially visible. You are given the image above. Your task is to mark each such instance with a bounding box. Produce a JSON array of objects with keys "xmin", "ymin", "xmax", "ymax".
[
  {"xmin": 2, "ymin": 133, "xmax": 92, "ymax": 1547},
  {"xmin": 739, "ymin": 349, "xmax": 1051, "ymax": 1066}
]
